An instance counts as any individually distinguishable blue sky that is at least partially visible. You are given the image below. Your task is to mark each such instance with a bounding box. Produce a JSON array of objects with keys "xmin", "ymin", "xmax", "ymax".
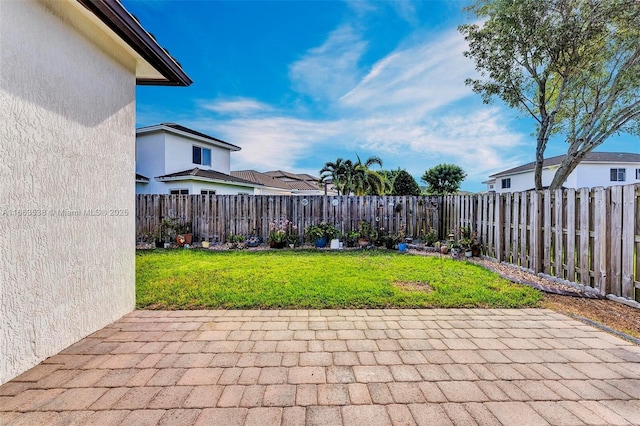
[{"xmin": 125, "ymin": 0, "xmax": 637, "ymax": 192}]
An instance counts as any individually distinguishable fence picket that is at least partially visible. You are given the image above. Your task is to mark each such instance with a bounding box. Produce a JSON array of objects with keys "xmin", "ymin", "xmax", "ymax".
[{"xmin": 610, "ymin": 186, "xmax": 623, "ymax": 296}]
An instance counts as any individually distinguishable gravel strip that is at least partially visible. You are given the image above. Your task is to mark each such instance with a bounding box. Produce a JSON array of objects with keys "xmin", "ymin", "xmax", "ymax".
[{"xmin": 406, "ymin": 246, "xmax": 605, "ymax": 299}]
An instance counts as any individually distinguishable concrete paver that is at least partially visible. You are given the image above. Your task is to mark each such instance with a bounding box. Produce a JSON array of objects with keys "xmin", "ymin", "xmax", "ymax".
[{"xmin": 1, "ymin": 308, "xmax": 638, "ymax": 425}]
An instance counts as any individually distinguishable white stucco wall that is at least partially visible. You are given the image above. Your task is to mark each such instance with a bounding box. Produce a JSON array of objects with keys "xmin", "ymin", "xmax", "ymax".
[
  {"xmin": 0, "ymin": 1, "xmax": 136, "ymax": 384},
  {"xmin": 135, "ymin": 132, "xmax": 169, "ymax": 194},
  {"xmin": 575, "ymin": 162, "xmax": 640, "ymax": 188},
  {"xmin": 489, "ymin": 162, "xmax": 640, "ymax": 193},
  {"xmin": 164, "ymin": 133, "xmax": 232, "ymax": 175}
]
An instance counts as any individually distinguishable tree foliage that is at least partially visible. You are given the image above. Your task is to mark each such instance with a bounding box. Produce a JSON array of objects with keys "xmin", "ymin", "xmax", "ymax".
[
  {"xmin": 392, "ymin": 170, "xmax": 421, "ymax": 196},
  {"xmin": 319, "ymin": 154, "xmax": 385, "ymax": 196},
  {"xmin": 460, "ymin": 0, "xmax": 640, "ymax": 190},
  {"xmin": 421, "ymin": 164, "xmax": 466, "ymax": 195}
]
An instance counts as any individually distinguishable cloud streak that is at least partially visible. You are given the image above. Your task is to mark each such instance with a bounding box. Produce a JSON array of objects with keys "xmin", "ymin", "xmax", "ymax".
[
  {"xmin": 289, "ymin": 25, "xmax": 368, "ymax": 101},
  {"xmin": 340, "ymin": 29, "xmax": 474, "ymax": 114},
  {"xmin": 200, "ymin": 98, "xmax": 272, "ymax": 116}
]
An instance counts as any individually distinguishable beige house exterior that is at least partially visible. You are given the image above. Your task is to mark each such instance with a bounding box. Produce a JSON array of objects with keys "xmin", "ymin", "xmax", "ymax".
[{"xmin": 0, "ymin": 0, "xmax": 190, "ymax": 384}]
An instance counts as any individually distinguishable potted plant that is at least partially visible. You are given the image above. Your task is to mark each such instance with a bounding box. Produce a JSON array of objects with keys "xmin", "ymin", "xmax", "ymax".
[
  {"xmin": 269, "ymin": 219, "xmax": 297, "ymax": 248},
  {"xmin": 246, "ymin": 228, "xmax": 261, "ymax": 248},
  {"xmin": 149, "ymin": 224, "xmax": 163, "ymax": 248},
  {"xmin": 358, "ymin": 220, "xmax": 373, "ymax": 248},
  {"xmin": 175, "ymin": 221, "xmax": 192, "ymax": 247},
  {"xmin": 159, "ymin": 217, "xmax": 179, "ymax": 248},
  {"xmin": 457, "ymin": 226, "xmax": 478, "ymax": 258},
  {"xmin": 422, "ymin": 228, "xmax": 438, "ymax": 247},
  {"xmin": 305, "ymin": 224, "xmax": 327, "ymax": 248},
  {"xmin": 346, "ymin": 230, "xmax": 360, "ymax": 248},
  {"xmin": 322, "ymin": 223, "xmax": 341, "ymax": 248},
  {"xmin": 228, "ymin": 234, "xmax": 246, "ymax": 249},
  {"xmin": 435, "ymin": 241, "xmax": 448, "ymax": 254},
  {"xmin": 305, "ymin": 222, "xmax": 340, "ymax": 248}
]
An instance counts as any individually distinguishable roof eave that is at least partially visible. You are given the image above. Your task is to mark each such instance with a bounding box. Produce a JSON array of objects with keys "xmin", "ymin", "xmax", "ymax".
[
  {"xmin": 77, "ymin": 0, "xmax": 192, "ymax": 87},
  {"xmin": 155, "ymin": 175, "xmax": 263, "ymax": 187},
  {"xmin": 137, "ymin": 125, "xmax": 241, "ymax": 151}
]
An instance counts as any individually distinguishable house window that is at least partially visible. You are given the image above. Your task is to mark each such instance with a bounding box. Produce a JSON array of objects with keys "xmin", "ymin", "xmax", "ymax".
[
  {"xmin": 237, "ymin": 192, "xmax": 250, "ymax": 195},
  {"xmin": 489, "ymin": 184, "xmax": 494, "ymax": 189},
  {"xmin": 201, "ymin": 190, "xmax": 216, "ymax": 195},
  {"xmin": 636, "ymin": 168, "xmax": 640, "ymax": 179},
  {"xmin": 192, "ymin": 146, "xmax": 211, "ymax": 166},
  {"xmin": 610, "ymin": 168, "xmax": 626, "ymax": 182},
  {"xmin": 170, "ymin": 189, "xmax": 189, "ymax": 195},
  {"xmin": 501, "ymin": 178, "xmax": 511, "ymax": 189}
]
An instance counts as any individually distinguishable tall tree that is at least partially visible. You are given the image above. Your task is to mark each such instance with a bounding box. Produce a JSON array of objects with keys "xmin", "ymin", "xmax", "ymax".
[
  {"xmin": 319, "ymin": 154, "xmax": 384, "ymax": 195},
  {"xmin": 460, "ymin": 0, "xmax": 640, "ymax": 190},
  {"xmin": 392, "ymin": 170, "xmax": 421, "ymax": 196},
  {"xmin": 421, "ymin": 164, "xmax": 466, "ymax": 195},
  {"xmin": 319, "ymin": 158, "xmax": 351, "ymax": 195},
  {"xmin": 378, "ymin": 169, "xmax": 401, "ymax": 195},
  {"xmin": 351, "ymin": 154, "xmax": 385, "ymax": 196}
]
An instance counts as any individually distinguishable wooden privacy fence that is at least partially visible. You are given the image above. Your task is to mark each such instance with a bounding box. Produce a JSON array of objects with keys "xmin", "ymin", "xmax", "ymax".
[
  {"xmin": 442, "ymin": 183, "xmax": 640, "ymax": 301},
  {"xmin": 136, "ymin": 194, "xmax": 441, "ymax": 244}
]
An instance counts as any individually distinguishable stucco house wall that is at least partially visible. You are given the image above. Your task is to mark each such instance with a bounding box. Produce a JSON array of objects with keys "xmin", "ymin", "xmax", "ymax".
[
  {"xmin": 0, "ymin": 0, "xmax": 190, "ymax": 384},
  {"xmin": 486, "ymin": 153, "xmax": 640, "ymax": 193},
  {"xmin": 575, "ymin": 162, "xmax": 640, "ymax": 188},
  {"xmin": 164, "ymin": 133, "xmax": 232, "ymax": 175},
  {"xmin": 155, "ymin": 180, "xmax": 256, "ymax": 195},
  {"xmin": 135, "ymin": 133, "xmax": 167, "ymax": 194},
  {"xmin": 490, "ymin": 168, "xmax": 577, "ymax": 193}
]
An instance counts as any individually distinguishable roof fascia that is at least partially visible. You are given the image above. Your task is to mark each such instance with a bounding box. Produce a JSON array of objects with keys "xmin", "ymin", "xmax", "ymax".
[
  {"xmin": 155, "ymin": 175, "xmax": 262, "ymax": 187},
  {"xmin": 76, "ymin": 0, "xmax": 192, "ymax": 86},
  {"xmin": 137, "ymin": 125, "xmax": 241, "ymax": 151}
]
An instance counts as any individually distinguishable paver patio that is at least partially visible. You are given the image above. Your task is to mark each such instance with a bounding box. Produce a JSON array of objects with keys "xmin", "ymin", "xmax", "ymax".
[{"xmin": 1, "ymin": 308, "xmax": 639, "ymax": 425}]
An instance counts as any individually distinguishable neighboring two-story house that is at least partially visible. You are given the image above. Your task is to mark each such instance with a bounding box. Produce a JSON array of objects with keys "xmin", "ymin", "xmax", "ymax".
[
  {"xmin": 484, "ymin": 152, "xmax": 640, "ymax": 193},
  {"xmin": 136, "ymin": 123, "xmax": 260, "ymax": 195}
]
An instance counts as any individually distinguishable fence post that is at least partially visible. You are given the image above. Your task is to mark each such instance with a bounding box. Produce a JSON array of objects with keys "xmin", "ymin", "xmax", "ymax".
[
  {"xmin": 494, "ymin": 194, "xmax": 503, "ymax": 262},
  {"xmin": 621, "ymin": 184, "xmax": 636, "ymax": 299},
  {"xmin": 565, "ymin": 189, "xmax": 576, "ymax": 283},
  {"xmin": 593, "ymin": 187, "xmax": 609, "ymax": 295},
  {"xmin": 609, "ymin": 186, "xmax": 623, "ymax": 296},
  {"xmin": 530, "ymin": 191, "xmax": 543, "ymax": 273}
]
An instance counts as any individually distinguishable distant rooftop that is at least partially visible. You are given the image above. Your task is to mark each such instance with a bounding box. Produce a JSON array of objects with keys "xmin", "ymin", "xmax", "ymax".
[
  {"xmin": 156, "ymin": 168, "xmax": 259, "ymax": 186},
  {"xmin": 233, "ymin": 170, "xmax": 323, "ymax": 192}
]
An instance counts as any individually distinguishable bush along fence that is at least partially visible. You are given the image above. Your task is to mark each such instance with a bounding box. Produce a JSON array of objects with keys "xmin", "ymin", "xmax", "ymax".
[
  {"xmin": 136, "ymin": 194, "xmax": 442, "ymax": 246},
  {"xmin": 443, "ymin": 183, "xmax": 640, "ymax": 302}
]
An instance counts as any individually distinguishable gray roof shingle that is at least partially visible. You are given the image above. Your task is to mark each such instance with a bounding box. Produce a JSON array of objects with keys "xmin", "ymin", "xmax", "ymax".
[{"xmin": 156, "ymin": 168, "xmax": 259, "ymax": 186}]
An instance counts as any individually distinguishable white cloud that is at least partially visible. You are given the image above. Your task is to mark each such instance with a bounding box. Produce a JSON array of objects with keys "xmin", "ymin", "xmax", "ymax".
[
  {"xmin": 389, "ymin": 0, "xmax": 418, "ymax": 25},
  {"xmin": 201, "ymin": 98, "xmax": 272, "ymax": 116},
  {"xmin": 187, "ymin": 117, "xmax": 343, "ymax": 173},
  {"xmin": 340, "ymin": 29, "xmax": 474, "ymax": 114},
  {"xmin": 289, "ymin": 25, "xmax": 368, "ymax": 101}
]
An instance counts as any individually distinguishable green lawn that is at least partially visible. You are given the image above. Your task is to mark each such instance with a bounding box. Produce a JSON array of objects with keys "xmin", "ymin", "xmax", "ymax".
[{"xmin": 136, "ymin": 249, "xmax": 541, "ymax": 310}]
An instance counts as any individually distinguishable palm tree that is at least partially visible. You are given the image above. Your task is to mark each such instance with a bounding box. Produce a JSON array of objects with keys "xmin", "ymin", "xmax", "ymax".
[
  {"xmin": 351, "ymin": 154, "xmax": 384, "ymax": 196},
  {"xmin": 319, "ymin": 158, "xmax": 351, "ymax": 195},
  {"xmin": 320, "ymin": 154, "xmax": 384, "ymax": 195}
]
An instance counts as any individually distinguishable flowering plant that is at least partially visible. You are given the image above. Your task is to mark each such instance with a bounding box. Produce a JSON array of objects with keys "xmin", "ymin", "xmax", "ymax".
[
  {"xmin": 305, "ymin": 222, "xmax": 340, "ymax": 242},
  {"xmin": 268, "ymin": 219, "xmax": 298, "ymax": 245}
]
